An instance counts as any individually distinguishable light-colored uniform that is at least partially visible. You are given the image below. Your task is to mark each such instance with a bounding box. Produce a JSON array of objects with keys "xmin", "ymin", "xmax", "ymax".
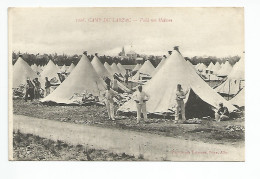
[
  {"xmin": 133, "ymin": 91, "xmax": 150, "ymax": 122},
  {"xmin": 175, "ymin": 90, "xmax": 187, "ymax": 121},
  {"xmin": 112, "ymin": 79, "xmax": 118, "ymax": 91},
  {"xmin": 104, "ymin": 89, "xmax": 117, "ymax": 120}
]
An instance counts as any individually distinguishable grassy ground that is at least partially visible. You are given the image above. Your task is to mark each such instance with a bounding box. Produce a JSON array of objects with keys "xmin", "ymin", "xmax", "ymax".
[
  {"xmin": 13, "ymin": 130, "xmax": 143, "ymax": 161},
  {"xmin": 13, "ymin": 99, "xmax": 245, "ymax": 146}
]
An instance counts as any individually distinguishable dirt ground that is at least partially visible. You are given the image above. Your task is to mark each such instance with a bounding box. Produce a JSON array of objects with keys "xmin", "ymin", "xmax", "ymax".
[
  {"xmin": 13, "ymin": 131, "xmax": 143, "ymax": 161},
  {"xmin": 13, "ymin": 99, "xmax": 245, "ymax": 147}
]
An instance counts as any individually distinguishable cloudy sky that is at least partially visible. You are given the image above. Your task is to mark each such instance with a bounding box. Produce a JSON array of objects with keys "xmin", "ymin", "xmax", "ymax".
[{"xmin": 9, "ymin": 7, "xmax": 244, "ymax": 57}]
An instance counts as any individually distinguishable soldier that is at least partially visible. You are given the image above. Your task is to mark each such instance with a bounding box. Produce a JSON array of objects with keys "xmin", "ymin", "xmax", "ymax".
[
  {"xmin": 45, "ymin": 77, "xmax": 51, "ymax": 96},
  {"xmin": 112, "ymin": 75, "xmax": 118, "ymax": 92},
  {"xmin": 104, "ymin": 84, "xmax": 117, "ymax": 120},
  {"xmin": 124, "ymin": 71, "xmax": 129, "ymax": 85},
  {"xmin": 175, "ymin": 84, "xmax": 189, "ymax": 123},
  {"xmin": 33, "ymin": 78, "xmax": 41, "ymax": 99},
  {"xmin": 133, "ymin": 85, "xmax": 150, "ymax": 124},
  {"xmin": 25, "ymin": 79, "xmax": 35, "ymax": 102},
  {"xmin": 215, "ymin": 103, "xmax": 229, "ymax": 122}
]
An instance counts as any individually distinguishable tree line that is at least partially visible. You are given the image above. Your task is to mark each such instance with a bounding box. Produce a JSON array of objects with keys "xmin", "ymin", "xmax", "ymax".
[{"xmin": 12, "ymin": 51, "xmax": 241, "ymax": 67}]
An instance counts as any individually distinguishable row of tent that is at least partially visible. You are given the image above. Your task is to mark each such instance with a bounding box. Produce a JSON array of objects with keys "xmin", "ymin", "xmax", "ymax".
[
  {"xmin": 195, "ymin": 61, "xmax": 234, "ymax": 77},
  {"xmin": 13, "ymin": 55, "xmax": 130, "ymax": 89},
  {"xmin": 117, "ymin": 49, "xmax": 244, "ymax": 118},
  {"xmin": 13, "ymin": 53, "xmax": 131, "ymax": 102},
  {"xmin": 12, "ymin": 48, "xmax": 245, "ymax": 118}
]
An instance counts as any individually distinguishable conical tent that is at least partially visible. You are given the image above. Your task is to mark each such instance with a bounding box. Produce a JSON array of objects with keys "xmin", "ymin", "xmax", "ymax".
[
  {"xmin": 152, "ymin": 56, "xmax": 167, "ymax": 76},
  {"xmin": 117, "ymin": 63, "xmax": 126, "ymax": 75},
  {"xmin": 206, "ymin": 62, "xmax": 214, "ymax": 73},
  {"xmin": 132, "ymin": 60, "xmax": 155, "ymax": 80},
  {"xmin": 91, "ymin": 56, "xmax": 111, "ymax": 79},
  {"xmin": 39, "ymin": 60, "xmax": 60, "ymax": 85},
  {"xmin": 40, "ymin": 54, "xmax": 106, "ymax": 104},
  {"xmin": 110, "ymin": 63, "xmax": 121, "ymax": 74},
  {"xmin": 212, "ymin": 62, "xmax": 221, "ymax": 74},
  {"xmin": 215, "ymin": 55, "xmax": 245, "ymax": 95},
  {"xmin": 197, "ymin": 63, "xmax": 207, "ymax": 73},
  {"xmin": 67, "ymin": 63, "xmax": 75, "ymax": 73},
  {"xmin": 36, "ymin": 65, "xmax": 43, "ymax": 73},
  {"xmin": 221, "ymin": 61, "xmax": 226, "ymax": 68},
  {"xmin": 60, "ymin": 65, "xmax": 67, "ymax": 72},
  {"xmin": 31, "ymin": 64, "xmax": 38, "ymax": 72},
  {"xmin": 217, "ymin": 61, "xmax": 232, "ymax": 77},
  {"xmin": 13, "ymin": 57, "xmax": 38, "ymax": 88},
  {"xmin": 118, "ymin": 50, "xmax": 236, "ymax": 117},
  {"xmin": 230, "ymin": 88, "xmax": 245, "ymax": 107},
  {"xmin": 92, "ymin": 56, "xmax": 130, "ymax": 93},
  {"xmin": 195, "ymin": 63, "xmax": 200, "ymax": 70},
  {"xmin": 132, "ymin": 64, "xmax": 141, "ymax": 71},
  {"xmin": 104, "ymin": 62, "xmax": 114, "ymax": 75}
]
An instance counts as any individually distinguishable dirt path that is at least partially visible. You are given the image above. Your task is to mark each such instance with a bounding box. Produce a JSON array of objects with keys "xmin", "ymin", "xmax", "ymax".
[{"xmin": 12, "ymin": 115, "xmax": 244, "ymax": 161}]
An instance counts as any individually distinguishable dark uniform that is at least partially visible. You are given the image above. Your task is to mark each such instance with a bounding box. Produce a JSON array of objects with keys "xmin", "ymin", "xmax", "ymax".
[
  {"xmin": 25, "ymin": 80, "xmax": 35, "ymax": 102},
  {"xmin": 45, "ymin": 80, "xmax": 51, "ymax": 96}
]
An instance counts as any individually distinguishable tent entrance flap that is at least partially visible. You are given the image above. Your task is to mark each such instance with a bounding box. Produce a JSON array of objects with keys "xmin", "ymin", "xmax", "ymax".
[{"xmin": 185, "ymin": 89, "xmax": 215, "ymax": 118}]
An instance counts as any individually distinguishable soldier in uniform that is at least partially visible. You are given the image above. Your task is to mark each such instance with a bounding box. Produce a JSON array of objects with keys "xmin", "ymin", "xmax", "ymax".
[
  {"xmin": 45, "ymin": 77, "xmax": 51, "ymax": 96},
  {"xmin": 104, "ymin": 84, "xmax": 117, "ymax": 120},
  {"xmin": 175, "ymin": 84, "xmax": 189, "ymax": 123},
  {"xmin": 133, "ymin": 85, "xmax": 150, "ymax": 124}
]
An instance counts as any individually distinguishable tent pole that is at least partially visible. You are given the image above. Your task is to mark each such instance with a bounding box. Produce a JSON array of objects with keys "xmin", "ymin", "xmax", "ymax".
[
  {"xmin": 228, "ymin": 80, "xmax": 230, "ymax": 100},
  {"xmin": 209, "ymin": 74, "xmax": 210, "ymax": 87}
]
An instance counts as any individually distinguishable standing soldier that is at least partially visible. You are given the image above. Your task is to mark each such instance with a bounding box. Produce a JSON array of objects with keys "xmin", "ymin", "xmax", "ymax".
[
  {"xmin": 104, "ymin": 84, "xmax": 117, "ymax": 121},
  {"xmin": 25, "ymin": 79, "xmax": 35, "ymax": 102},
  {"xmin": 124, "ymin": 71, "xmax": 129, "ymax": 85},
  {"xmin": 45, "ymin": 77, "xmax": 51, "ymax": 96},
  {"xmin": 33, "ymin": 78, "xmax": 41, "ymax": 99},
  {"xmin": 133, "ymin": 85, "xmax": 150, "ymax": 124},
  {"xmin": 175, "ymin": 84, "xmax": 189, "ymax": 123},
  {"xmin": 112, "ymin": 75, "xmax": 118, "ymax": 92}
]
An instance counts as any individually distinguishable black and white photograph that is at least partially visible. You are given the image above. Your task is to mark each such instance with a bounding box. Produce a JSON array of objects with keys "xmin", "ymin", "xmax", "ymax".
[{"xmin": 8, "ymin": 7, "xmax": 245, "ymax": 161}]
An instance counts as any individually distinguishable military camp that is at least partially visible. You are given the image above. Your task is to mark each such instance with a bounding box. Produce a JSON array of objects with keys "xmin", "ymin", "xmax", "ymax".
[{"xmin": 10, "ymin": 7, "xmax": 245, "ymax": 162}]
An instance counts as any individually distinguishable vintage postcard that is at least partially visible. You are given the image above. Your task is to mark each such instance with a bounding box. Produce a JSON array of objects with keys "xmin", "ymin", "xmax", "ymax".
[{"xmin": 8, "ymin": 7, "xmax": 244, "ymax": 161}]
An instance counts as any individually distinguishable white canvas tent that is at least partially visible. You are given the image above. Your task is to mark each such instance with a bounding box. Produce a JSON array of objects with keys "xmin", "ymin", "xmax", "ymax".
[
  {"xmin": 92, "ymin": 56, "xmax": 130, "ymax": 93},
  {"xmin": 104, "ymin": 62, "xmax": 114, "ymax": 75},
  {"xmin": 13, "ymin": 57, "xmax": 38, "ymax": 88},
  {"xmin": 217, "ymin": 61, "xmax": 232, "ymax": 77},
  {"xmin": 132, "ymin": 64, "xmax": 141, "ymax": 72},
  {"xmin": 215, "ymin": 55, "xmax": 245, "ymax": 95},
  {"xmin": 117, "ymin": 63, "xmax": 127, "ymax": 75},
  {"xmin": 230, "ymin": 88, "xmax": 245, "ymax": 107},
  {"xmin": 152, "ymin": 56, "xmax": 167, "ymax": 76},
  {"xmin": 40, "ymin": 53, "xmax": 106, "ymax": 104},
  {"xmin": 197, "ymin": 63, "xmax": 207, "ymax": 73},
  {"xmin": 31, "ymin": 64, "xmax": 38, "ymax": 72},
  {"xmin": 56, "ymin": 64, "xmax": 60, "ymax": 69},
  {"xmin": 39, "ymin": 60, "xmax": 60, "ymax": 85},
  {"xmin": 132, "ymin": 60, "xmax": 155, "ymax": 81},
  {"xmin": 212, "ymin": 62, "xmax": 221, "ymax": 74},
  {"xmin": 206, "ymin": 62, "xmax": 214, "ymax": 73},
  {"xmin": 110, "ymin": 63, "xmax": 121, "ymax": 74},
  {"xmin": 195, "ymin": 63, "xmax": 200, "ymax": 70},
  {"xmin": 60, "ymin": 65, "xmax": 67, "ymax": 72},
  {"xmin": 91, "ymin": 56, "xmax": 111, "ymax": 79},
  {"xmin": 118, "ymin": 49, "xmax": 236, "ymax": 118},
  {"xmin": 67, "ymin": 63, "xmax": 75, "ymax": 73}
]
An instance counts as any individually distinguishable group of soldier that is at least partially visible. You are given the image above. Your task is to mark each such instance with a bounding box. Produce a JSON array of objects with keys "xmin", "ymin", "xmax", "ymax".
[
  {"xmin": 104, "ymin": 81, "xmax": 230, "ymax": 124},
  {"xmin": 24, "ymin": 71, "xmax": 230, "ymax": 123},
  {"xmin": 24, "ymin": 77, "xmax": 51, "ymax": 102}
]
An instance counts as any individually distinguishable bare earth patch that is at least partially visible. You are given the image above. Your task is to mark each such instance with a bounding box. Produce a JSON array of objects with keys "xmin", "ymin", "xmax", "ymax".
[{"xmin": 13, "ymin": 99, "xmax": 245, "ymax": 146}]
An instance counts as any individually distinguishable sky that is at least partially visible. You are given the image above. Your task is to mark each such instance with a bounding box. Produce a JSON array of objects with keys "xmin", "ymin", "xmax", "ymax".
[{"xmin": 9, "ymin": 7, "xmax": 244, "ymax": 57}]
